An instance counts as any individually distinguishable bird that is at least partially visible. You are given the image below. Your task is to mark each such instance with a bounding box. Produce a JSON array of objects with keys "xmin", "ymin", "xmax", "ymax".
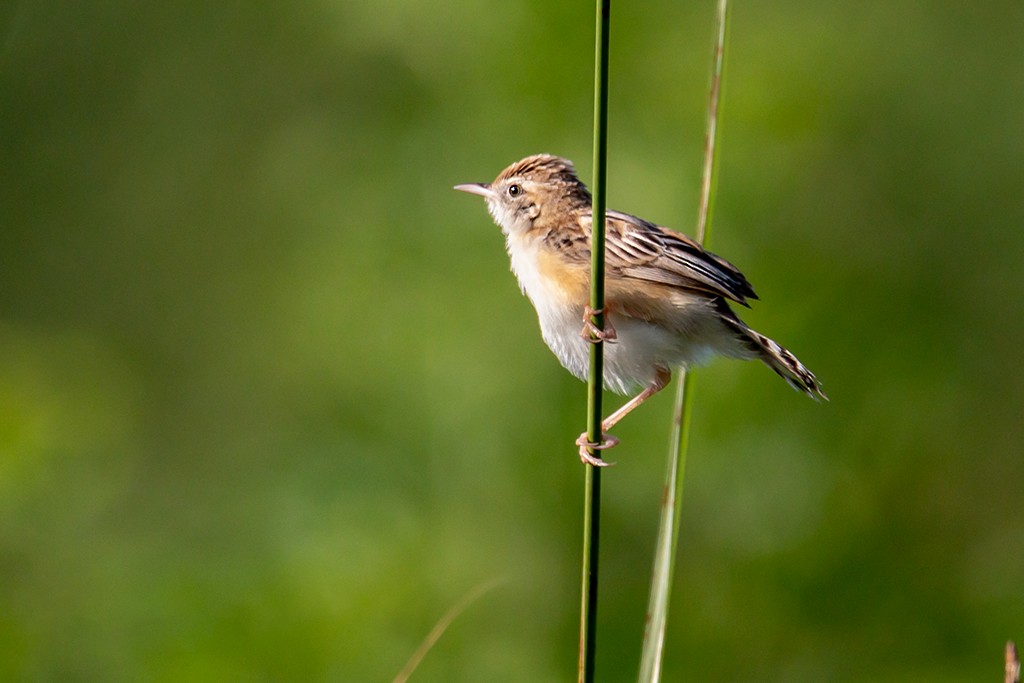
[{"xmin": 455, "ymin": 154, "xmax": 825, "ymax": 466}]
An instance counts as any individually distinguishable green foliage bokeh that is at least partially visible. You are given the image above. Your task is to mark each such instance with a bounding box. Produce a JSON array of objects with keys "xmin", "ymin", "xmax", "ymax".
[{"xmin": 1, "ymin": 1, "xmax": 1022, "ymax": 680}]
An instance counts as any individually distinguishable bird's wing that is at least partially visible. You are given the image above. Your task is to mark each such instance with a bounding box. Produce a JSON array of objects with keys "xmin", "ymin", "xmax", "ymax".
[{"xmin": 597, "ymin": 209, "xmax": 757, "ymax": 306}]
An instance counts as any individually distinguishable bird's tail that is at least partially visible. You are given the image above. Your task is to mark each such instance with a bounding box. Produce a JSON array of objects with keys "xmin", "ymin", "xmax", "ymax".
[{"xmin": 721, "ymin": 316, "xmax": 827, "ymax": 401}]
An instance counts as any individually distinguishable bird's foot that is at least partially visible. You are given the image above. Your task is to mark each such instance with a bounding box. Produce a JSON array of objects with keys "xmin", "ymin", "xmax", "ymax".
[
  {"xmin": 575, "ymin": 432, "xmax": 619, "ymax": 467},
  {"xmin": 580, "ymin": 305, "xmax": 617, "ymax": 343}
]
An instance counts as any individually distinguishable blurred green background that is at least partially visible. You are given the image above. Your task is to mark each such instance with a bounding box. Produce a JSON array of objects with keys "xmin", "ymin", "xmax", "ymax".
[{"xmin": 2, "ymin": 1, "xmax": 1022, "ymax": 680}]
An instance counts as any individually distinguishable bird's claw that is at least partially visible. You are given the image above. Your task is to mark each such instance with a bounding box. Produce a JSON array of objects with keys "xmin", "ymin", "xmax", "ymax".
[
  {"xmin": 575, "ymin": 432, "xmax": 619, "ymax": 467},
  {"xmin": 580, "ymin": 305, "xmax": 617, "ymax": 344}
]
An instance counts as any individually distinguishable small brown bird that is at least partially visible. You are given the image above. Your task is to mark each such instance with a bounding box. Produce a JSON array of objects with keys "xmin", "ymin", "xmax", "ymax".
[{"xmin": 456, "ymin": 154, "xmax": 825, "ymax": 466}]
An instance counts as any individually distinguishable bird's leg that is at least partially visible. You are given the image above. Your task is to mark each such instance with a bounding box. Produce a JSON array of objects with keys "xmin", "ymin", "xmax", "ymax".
[
  {"xmin": 575, "ymin": 367, "xmax": 671, "ymax": 466},
  {"xmin": 580, "ymin": 305, "xmax": 617, "ymax": 343},
  {"xmin": 600, "ymin": 367, "xmax": 671, "ymax": 431}
]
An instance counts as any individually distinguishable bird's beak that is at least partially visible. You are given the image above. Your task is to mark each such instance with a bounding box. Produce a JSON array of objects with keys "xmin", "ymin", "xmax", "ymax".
[{"xmin": 453, "ymin": 182, "xmax": 494, "ymax": 199}]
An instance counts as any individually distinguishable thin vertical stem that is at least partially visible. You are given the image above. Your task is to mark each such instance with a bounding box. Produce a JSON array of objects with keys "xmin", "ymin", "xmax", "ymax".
[
  {"xmin": 638, "ymin": 2, "xmax": 729, "ymax": 681},
  {"xmin": 695, "ymin": 0, "xmax": 728, "ymax": 244},
  {"xmin": 580, "ymin": 1, "xmax": 610, "ymax": 682}
]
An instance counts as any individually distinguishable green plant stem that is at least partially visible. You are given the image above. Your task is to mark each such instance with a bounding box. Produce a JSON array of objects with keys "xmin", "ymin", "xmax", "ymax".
[
  {"xmin": 637, "ymin": 371, "xmax": 696, "ymax": 682},
  {"xmin": 580, "ymin": 1, "xmax": 610, "ymax": 682},
  {"xmin": 695, "ymin": 0, "xmax": 728, "ymax": 244},
  {"xmin": 638, "ymin": 1, "xmax": 728, "ymax": 681}
]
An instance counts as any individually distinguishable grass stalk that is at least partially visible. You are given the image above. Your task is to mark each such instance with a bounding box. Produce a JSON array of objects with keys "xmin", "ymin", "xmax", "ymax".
[
  {"xmin": 637, "ymin": 2, "xmax": 729, "ymax": 681},
  {"xmin": 391, "ymin": 579, "xmax": 506, "ymax": 683},
  {"xmin": 579, "ymin": 0, "xmax": 611, "ymax": 681}
]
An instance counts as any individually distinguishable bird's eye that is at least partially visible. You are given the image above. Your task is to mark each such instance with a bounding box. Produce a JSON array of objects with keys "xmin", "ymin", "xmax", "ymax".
[{"xmin": 507, "ymin": 184, "xmax": 522, "ymax": 197}]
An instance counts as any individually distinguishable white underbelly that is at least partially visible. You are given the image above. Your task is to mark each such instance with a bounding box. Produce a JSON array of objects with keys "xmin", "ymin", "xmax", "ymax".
[{"xmin": 534, "ymin": 300, "xmax": 720, "ymax": 395}]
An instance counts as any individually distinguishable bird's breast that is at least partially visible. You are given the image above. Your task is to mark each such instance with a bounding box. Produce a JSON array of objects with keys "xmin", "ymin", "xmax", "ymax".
[{"xmin": 507, "ymin": 234, "xmax": 589, "ymax": 307}]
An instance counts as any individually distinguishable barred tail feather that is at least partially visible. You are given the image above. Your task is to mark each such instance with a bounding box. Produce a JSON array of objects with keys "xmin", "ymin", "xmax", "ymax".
[{"xmin": 722, "ymin": 317, "xmax": 827, "ymax": 401}]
